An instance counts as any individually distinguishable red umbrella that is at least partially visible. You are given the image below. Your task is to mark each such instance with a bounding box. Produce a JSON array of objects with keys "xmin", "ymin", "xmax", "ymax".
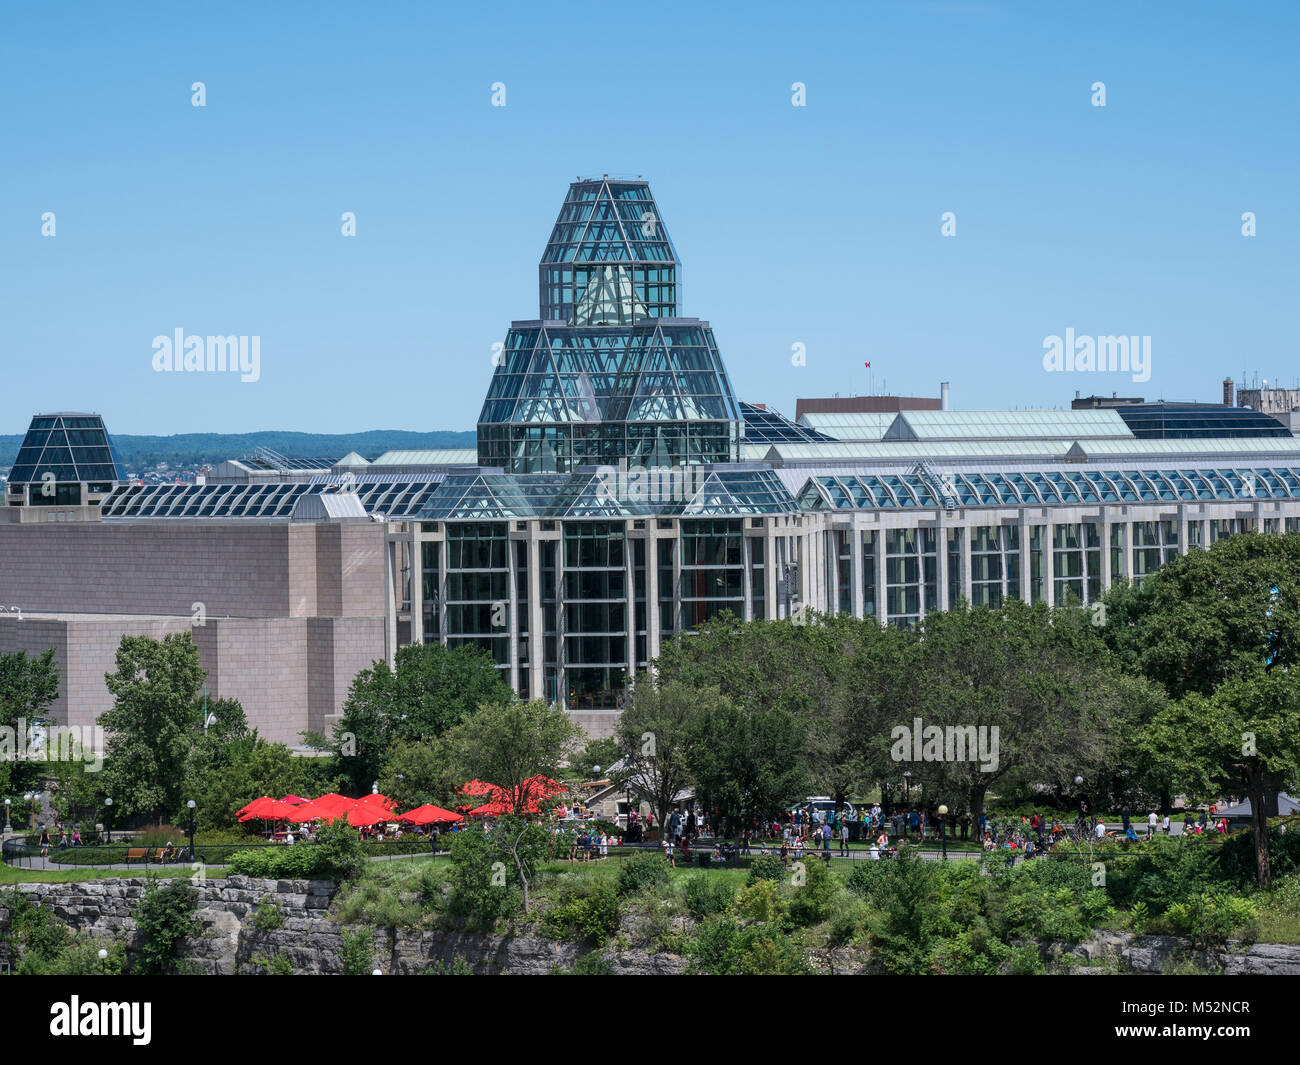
[
  {"xmin": 458, "ymin": 779, "xmax": 500, "ymax": 798},
  {"xmin": 468, "ymin": 801, "xmax": 510, "ymax": 817},
  {"xmin": 346, "ymin": 803, "xmax": 396, "ymax": 828},
  {"xmin": 359, "ymin": 792, "xmax": 397, "ymax": 811},
  {"xmin": 238, "ymin": 797, "xmax": 296, "ymax": 822},
  {"xmin": 290, "ymin": 793, "xmax": 355, "ymax": 823},
  {"xmin": 398, "ymin": 804, "xmax": 463, "ymax": 825},
  {"xmin": 281, "ymin": 795, "xmax": 309, "ymax": 805},
  {"xmin": 236, "ymin": 797, "xmax": 271, "ymax": 818}
]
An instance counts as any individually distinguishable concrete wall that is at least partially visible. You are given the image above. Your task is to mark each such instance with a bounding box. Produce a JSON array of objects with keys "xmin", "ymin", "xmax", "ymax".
[
  {"xmin": 0, "ymin": 520, "xmax": 389, "ymax": 743},
  {"xmin": 0, "ymin": 521, "xmax": 386, "ymax": 620}
]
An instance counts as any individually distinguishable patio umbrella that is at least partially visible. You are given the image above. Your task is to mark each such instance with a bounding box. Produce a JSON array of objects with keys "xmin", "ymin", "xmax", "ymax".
[
  {"xmin": 458, "ymin": 779, "xmax": 500, "ymax": 799},
  {"xmin": 238, "ymin": 797, "xmax": 296, "ymax": 822},
  {"xmin": 281, "ymin": 795, "xmax": 309, "ymax": 805},
  {"xmin": 236, "ymin": 797, "xmax": 273, "ymax": 819},
  {"xmin": 398, "ymin": 804, "xmax": 463, "ymax": 825},
  {"xmin": 290, "ymin": 793, "xmax": 355, "ymax": 823},
  {"xmin": 469, "ymin": 800, "xmax": 519, "ymax": 817},
  {"xmin": 346, "ymin": 803, "xmax": 396, "ymax": 828},
  {"xmin": 239, "ymin": 799, "xmax": 297, "ymax": 822},
  {"xmin": 359, "ymin": 792, "xmax": 397, "ymax": 811}
]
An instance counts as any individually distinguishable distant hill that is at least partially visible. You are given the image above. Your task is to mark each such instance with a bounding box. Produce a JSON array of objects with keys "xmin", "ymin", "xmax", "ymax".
[{"xmin": 0, "ymin": 429, "xmax": 477, "ymax": 473}]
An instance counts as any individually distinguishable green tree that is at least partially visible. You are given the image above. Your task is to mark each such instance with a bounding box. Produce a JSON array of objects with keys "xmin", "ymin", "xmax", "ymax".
[
  {"xmin": 687, "ymin": 700, "xmax": 808, "ymax": 838},
  {"xmin": 0, "ymin": 649, "xmax": 60, "ymax": 801},
  {"xmin": 188, "ymin": 733, "xmax": 311, "ymax": 831},
  {"xmin": 377, "ymin": 737, "xmax": 460, "ymax": 811},
  {"xmin": 327, "ymin": 643, "xmax": 513, "ymax": 793},
  {"xmin": 900, "ymin": 600, "xmax": 1164, "ymax": 822},
  {"xmin": 612, "ymin": 675, "xmax": 706, "ymax": 835},
  {"xmin": 100, "ymin": 634, "xmax": 223, "ymax": 822},
  {"xmin": 1145, "ymin": 672, "xmax": 1300, "ymax": 888},
  {"xmin": 445, "ymin": 700, "xmax": 581, "ymax": 910},
  {"xmin": 570, "ymin": 736, "xmax": 619, "ymax": 780},
  {"xmin": 1100, "ymin": 533, "xmax": 1300, "ymax": 700},
  {"xmin": 133, "ymin": 878, "xmax": 198, "ymax": 975}
]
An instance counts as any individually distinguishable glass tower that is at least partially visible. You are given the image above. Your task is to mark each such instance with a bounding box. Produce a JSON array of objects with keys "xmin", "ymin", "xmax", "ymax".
[
  {"xmin": 6, "ymin": 412, "xmax": 124, "ymax": 506},
  {"xmin": 477, "ymin": 178, "xmax": 742, "ymax": 473}
]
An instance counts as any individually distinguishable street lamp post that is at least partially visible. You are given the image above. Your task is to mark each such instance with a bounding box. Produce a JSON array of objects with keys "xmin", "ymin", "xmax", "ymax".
[
  {"xmin": 938, "ymin": 804, "xmax": 949, "ymax": 860},
  {"xmin": 3, "ymin": 798, "xmax": 10, "ymax": 835},
  {"xmin": 104, "ymin": 797, "xmax": 113, "ymax": 845},
  {"xmin": 186, "ymin": 800, "xmax": 196, "ymax": 862}
]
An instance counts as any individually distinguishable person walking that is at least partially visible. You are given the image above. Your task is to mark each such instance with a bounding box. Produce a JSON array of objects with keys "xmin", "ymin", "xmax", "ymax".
[
  {"xmin": 839, "ymin": 820, "xmax": 850, "ymax": 857},
  {"xmin": 1147, "ymin": 810, "xmax": 1158, "ymax": 838},
  {"xmin": 39, "ymin": 825, "xmax": 51, "ymax": 857}
]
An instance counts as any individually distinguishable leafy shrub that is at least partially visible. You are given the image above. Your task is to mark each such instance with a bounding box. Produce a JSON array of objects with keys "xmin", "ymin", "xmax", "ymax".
[
  {"xmin": 788, "ymin": 856, "xmax": 838, "ymax": 926},
  {"xmin": 928, "ymin": 923, "xmax": 1018, "ymax": 975},
  {"xmin": 335, "ymin": 868, "xmax": 426, "ymax": 930},
  {"xmin": 572, "ymin": 950, "xmax": 616, "ymax": 975},
  {"xmin": 688, "ymin": 915, "xmax": 807, "ymax": 975},
  {"xmin": 133, "ymin": 878, "xmax": 199, "ymax": 975},
  {"xmin": 1107, "ymin": 836, "xmax": 1219, "ymax": 911},
  {"xmin": 846, "ymin": 860, "xmax": 888, "ymax": 898},
  {"xmin": 862, "ymin": 852, "xmax": 938, "ymax": 974},
  {"xmin": 252, "ymin": 899, "xmax": 285, "ymax": 931},
  {"xmin": 1218, "ymin": 818, "xmax": 1300, "ymax": 889},
  {"xmin": 447, "ymin": 828, "xmax": 523, "ymax": 928},
  {"xmin": 617, "ymin": 851, "xmax": 670, "ymax": 897},
  {"xmin": 826, "ymin": 896, "xmax": 870, "ymax": 946},
  {"xmin": 683, "ymin": 875, "xmax": 733, "ymax": 920},
  {"xmin": 340, "ymin": 927, "xmax": 376, "ymax": 974},
  {"xmin": 1164, "ymin": 891, "xmax": 1258, "ymax": 948},
  {"xmin": 225, "ymin": 819, "xmax": 365, "ymax": 881},
  {"xmin": 734, "ymin": 878, "xmax": 786, "ymax": 924},
  {"xmin": 541, "ymin": 879, "xmax": 620, "ymax": 944},
  {"xmin": 746, "ymin": 853, "xmax": 784, "ymax": 885}
]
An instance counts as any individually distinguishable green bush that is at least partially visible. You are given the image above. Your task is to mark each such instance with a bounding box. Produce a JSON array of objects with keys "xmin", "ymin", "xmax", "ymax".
[
  {"xmin": 617, "ymin": 851, "xmax": 670, "ymax": 897},
  {"xmin": 788, "ymin": 856, "xmax": 838, "ymax": 926},
  {"xmin": 447, "ymin": 828, "xmax": 522, "ymax": 928},
  {"xmin": 683, "ymin": 875, "xmax": 733, "ymax": 920},
  {"xmin": 863, "ymin": 852, "xmax": 938, "ymax": 974},
  {"xmin": 1164, "ymin": 891, "xmax": 1258, "ymax": 947},
  {"xmin": 541, "ymin": 879, "xmax": 620, "ymax": 944},
  {"xmin": 252, "ymin": 898, "xmax": 285, "ymax": 931},
  {"xmin": 1107, "ymin": 835, "xmax": 1220, "ymax": 911},
  {"xmin": 688, "ymin": 915, "xmax": 807, "ymax": 975},
  {"xmin": 746, "ymin": 853, "xmax": 784, "ymax": 885},
  {"xmin": 734, "ymin": 878, "xmax": 786, "ymax": 924},
  {"xmin": 1218, "ymin": 818, "xmax": 1300, "ymax": 889},
  {"xmin": 572, "ymin": 950, "xmax": 616, "ymax": 975},
  {"xmin": 225, "ymin": 819, "xmax": 365, "ymax": 881},
  {"xmin": 133, "ymin": 878, "xmax": 199, "ymax": 975},
  {"xmin": 340, "ymin": 927, "xmax": 376, "ymax": 975}
]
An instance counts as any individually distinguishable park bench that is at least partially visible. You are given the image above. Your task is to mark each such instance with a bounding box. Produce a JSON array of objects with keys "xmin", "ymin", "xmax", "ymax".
[{"xmin": 125, "ymin": 848, "xmax": 148, "ymax": 864}]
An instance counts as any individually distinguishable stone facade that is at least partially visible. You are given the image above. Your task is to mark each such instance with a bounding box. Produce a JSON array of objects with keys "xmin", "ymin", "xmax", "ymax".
[
  {"xmin": 0, "ymin": 876, "xmax": 688, "ymax": 976},
  {"xmin": 0, "ymin": 520, "xmax": 387, "ymax": 744},
  {"xmin": 3, "ymin": 877, "xmax": 1300, "ymax": 976}
]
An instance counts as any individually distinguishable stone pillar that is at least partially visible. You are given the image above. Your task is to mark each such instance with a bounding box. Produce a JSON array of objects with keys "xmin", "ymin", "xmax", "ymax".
[
  {"xmin": 528, "ymin": 532, "xmax": 543, "ymax": 701},
  {"xmin": 409, "ymin": 524, "xmax": 424, "ymax": 646},
  {"xmin": 876, "ymin": 526, "xmax": 888, "ymax": 624},
  {"xmin": 961, "ymin": 522, "xmax": 973, "ymax": 606},
  {"xmin": 383, "ymin": 538, "xmax": 397, "ymax": 669},
  {"xmin": 850, "ymin": 524, "xmax": 864, "ymax": 618}
]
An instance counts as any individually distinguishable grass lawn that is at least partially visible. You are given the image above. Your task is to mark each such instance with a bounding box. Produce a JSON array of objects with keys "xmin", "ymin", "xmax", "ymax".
[{"xmin": 1, "ymin": 863, "xmax": 223, "ymax": 885}]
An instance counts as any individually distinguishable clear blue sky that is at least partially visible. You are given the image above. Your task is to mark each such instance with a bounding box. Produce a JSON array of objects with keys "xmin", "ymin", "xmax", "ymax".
[{"xmin": 2, "ymin": 1, "xmax": 1297, "ymax": 436}]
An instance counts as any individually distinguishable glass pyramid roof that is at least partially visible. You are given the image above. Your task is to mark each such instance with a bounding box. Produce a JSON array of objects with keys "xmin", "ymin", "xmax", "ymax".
[
  {"xmin": 796, "ymin": 466, "xmax": 1300, "ymax": 510},
  {"xmin": 416, "ymin": 468, "xmax": 798, "ymax": 520},
  {"xmin": 541, "ymin": 178, "xmax": 678, "ymax": 267},
  {"xmin": 478, "ymin": 321, "xmax": 741, "ymax": 426},
  {"xmin": 9, "ymin": 413, "xmax": 124, "ymax": 484}
]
